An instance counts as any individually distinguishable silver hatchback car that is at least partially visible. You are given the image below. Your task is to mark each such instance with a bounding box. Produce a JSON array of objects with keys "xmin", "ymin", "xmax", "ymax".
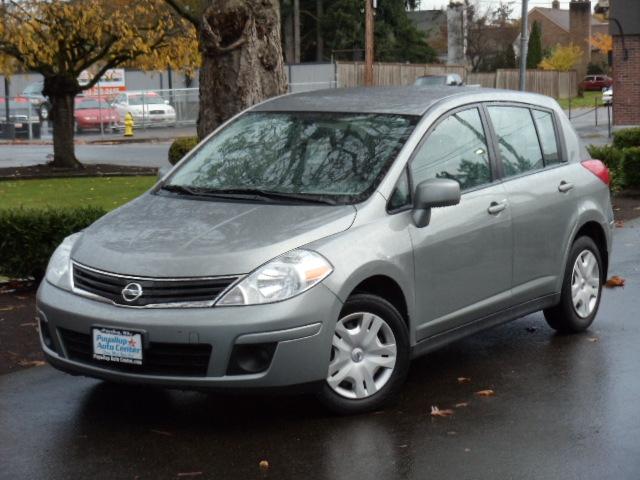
[{"xmin": 38, "ymin": 87, "xmax": 614, "ymax": 414}]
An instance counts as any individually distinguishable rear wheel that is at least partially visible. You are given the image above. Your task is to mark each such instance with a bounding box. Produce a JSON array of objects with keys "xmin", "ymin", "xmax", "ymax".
[
  {"xmin": 544, "ymin": 236, "xmax": 603, "ymax": 333},
  {"xmin": 317, "ymin": 294, "xmax": 410, "ymax": 414}
]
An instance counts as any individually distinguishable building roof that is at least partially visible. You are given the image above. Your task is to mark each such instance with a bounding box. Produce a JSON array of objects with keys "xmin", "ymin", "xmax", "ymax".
[
  {"xmin": 254, "ymin": 86, "xmax": 558, "ymax": 116},
  {"xmin": 531, "ymin": 7, "xmax": 609, "ymax": 31}
]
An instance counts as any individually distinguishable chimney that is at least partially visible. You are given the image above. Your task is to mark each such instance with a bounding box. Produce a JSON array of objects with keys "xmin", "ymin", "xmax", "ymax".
[
  {"xmin": 569, "ymin": 0, "xmax": 591, "ymax": 79},
  {"xmin": 447, "ymin": 3, "xmax": 466, "ymax": 66},
  {"xmin": 552, "ymin": 0, "xmax": 560, "ymax": 8}
]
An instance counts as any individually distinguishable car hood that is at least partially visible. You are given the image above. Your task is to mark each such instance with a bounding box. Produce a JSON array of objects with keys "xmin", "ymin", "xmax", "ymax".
[{"xmin": 72, "ymin": 193, "xmax": 356, "ymax": 277}]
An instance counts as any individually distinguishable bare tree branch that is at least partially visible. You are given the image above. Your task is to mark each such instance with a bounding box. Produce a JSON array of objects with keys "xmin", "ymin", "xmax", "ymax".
[{"xmin": 164, "ymin": 0, "xmax": 200, "ymax": 28}]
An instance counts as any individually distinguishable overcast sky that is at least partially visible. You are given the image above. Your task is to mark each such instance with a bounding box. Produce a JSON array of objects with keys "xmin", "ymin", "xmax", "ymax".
[{"xmin": 416, "ymin": 1, "xmax": 587, "ymax": 12}]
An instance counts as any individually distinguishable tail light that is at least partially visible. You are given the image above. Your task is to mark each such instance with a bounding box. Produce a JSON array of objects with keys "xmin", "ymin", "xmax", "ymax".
[{"xmin": 582, "ymin": 160, "xmax": 610, "ymax": 186}]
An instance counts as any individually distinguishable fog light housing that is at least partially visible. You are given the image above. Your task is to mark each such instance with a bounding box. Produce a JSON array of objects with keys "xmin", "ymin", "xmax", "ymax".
[
  {"xmin": 227, "ymin": 343, "xmax": 277, "ymax": 375},
  {"xmin": 38, "ymin": 316, "xmax": 55, "ymax": 352}
]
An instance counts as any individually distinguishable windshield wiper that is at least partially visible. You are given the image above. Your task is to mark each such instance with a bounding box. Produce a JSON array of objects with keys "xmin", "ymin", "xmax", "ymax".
[
  {"xmin": 217, "ymin": 188, "xmax": 338, "ymax": 205},
  {"xmin": 160, "ymin": 184, "xmax": 337, "ymax": 205}
]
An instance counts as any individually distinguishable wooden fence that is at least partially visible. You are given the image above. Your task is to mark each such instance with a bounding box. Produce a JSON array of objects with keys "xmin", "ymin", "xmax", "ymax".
[{"xmin": 337, "ymin": 62, "xmax": 577, "ymax": 99}]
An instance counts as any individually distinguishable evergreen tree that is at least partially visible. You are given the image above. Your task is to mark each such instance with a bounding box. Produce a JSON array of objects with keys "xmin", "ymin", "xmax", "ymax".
[{"xmin": 527, "ymin": 21, "xmax": 543, "ymax": 69}]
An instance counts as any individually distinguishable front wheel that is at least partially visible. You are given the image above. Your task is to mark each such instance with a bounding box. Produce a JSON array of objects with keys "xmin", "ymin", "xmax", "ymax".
[
  {"xmin": 544, "ymin": 236, "xmax": 603, "ymax": 333},
  {"xmin": 317, "ymin": 294, "xmax": 410, "ymax": 414}
]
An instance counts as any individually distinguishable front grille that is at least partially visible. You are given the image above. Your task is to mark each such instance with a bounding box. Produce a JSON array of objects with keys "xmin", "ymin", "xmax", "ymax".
[
  {"xmin": 59, "ymin": 328, "xmax": 212, "ymax": 377},
  {"xmin": 149, "ymin": 110, "xmax": 164, "ymax": 115},
  {"xmin": 72, "ymin": 262, "xmax": 237, "ymax": 307}
]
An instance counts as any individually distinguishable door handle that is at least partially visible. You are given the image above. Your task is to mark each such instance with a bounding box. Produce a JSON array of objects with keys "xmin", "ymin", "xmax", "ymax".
[
  {"xmin": 487, "ymin": 201, "xmax": 507, "ymax": 215},
  {"xmin": 558, "ymin": 181, "xmax": 574, "ymax": 193}
]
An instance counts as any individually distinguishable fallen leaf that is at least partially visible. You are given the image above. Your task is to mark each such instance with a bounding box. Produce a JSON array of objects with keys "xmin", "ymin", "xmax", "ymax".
[
  {"xmin": 447, "ymin": 431, "xmax": 457, "ymax": 436},
  {"xmin": 455, "ymin": 402, "xmax": 469, "ymax": 408},
  {"xmin": 526, "ymin": 326, "xmax": 537, "ymax": 333},
  {"xmin": 259, "ymin": 460, "xmax": 270, "ymax": 472},
  {"xmin": 430, "ymin": 406, "xmax": 455, "ymax": 417},
  {"xmin": 18, "ymin": 360, "xmax": 45, "ymax": 367},
  {"xmin": 587, "ymin": 337, "xmax": 599, "ymax": 343},
  {"xmin": 615, "ymin": 220, "xmax": 625, "ymax": 228},
  {"xmin": 151, "ymin": 429, "xmax": 173, "ymax": 436},
  {"xmin": 398, "ymin": 444, "xmax": 408, "ymax": 448},
  {"xmin": 0, "ymin": 306, "xmax": 15, "ymax": 312},
  {"xmin": 177, "ymin": 473, "xmax": 202, "ymax": 478},
  {"xmin": 475, "ymin": 389, "xmax": 495, "ymax": 397},
  {"xmin": 20, "ymin": 322, "xmax": 37, "ymax": 327},
  {"xmin": 464, "ymin": 448, "xmax": 471, "ymax": 452},
  {"xmin": 634, "ymin": 206, "xmax": 640, "ymax": 211},
  {"xmin": 605, "ymin": 276, "xmax": 625, "ymax": 288},
  {"xmin": 457, "ymin": 377, "xmax": 471, "ymax": 384}
]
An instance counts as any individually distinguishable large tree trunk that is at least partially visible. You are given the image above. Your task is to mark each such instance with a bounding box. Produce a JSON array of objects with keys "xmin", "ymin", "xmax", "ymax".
[
  {"xmin": 42, "ymin": 76, "xmax": 81, "ymax": 169},
  {"xmin": 197, "ymin": 0, "xmax": 287, "ymax": 139}
]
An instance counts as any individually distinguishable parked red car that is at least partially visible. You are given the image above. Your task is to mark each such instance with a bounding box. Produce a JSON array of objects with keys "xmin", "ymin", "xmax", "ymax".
[
  {"xmin": 579, "ymin": 75, "xmax": 613, "ymax": 91},
  {"xmin": 74, "ymin": 97, "xmax": 118, "ymax": 133}
]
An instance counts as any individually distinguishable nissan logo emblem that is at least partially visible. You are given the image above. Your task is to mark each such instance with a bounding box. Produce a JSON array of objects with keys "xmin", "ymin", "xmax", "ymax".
[{"xmin": 121, "ymin": 282, "xmax": 143, "ymax": 302}]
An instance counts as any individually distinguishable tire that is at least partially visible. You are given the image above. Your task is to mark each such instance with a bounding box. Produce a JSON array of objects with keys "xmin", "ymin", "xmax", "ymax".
[
  {"xmin": 75, "ymin": 122, "xmax": 82, "ymax": 134},
  {"xmin": 544, "ymin": 236, "xmax": 603, "ymax": 333},
  {"xmin": 317, "ymin": 293, "xmax": 410, "ymax": 414}
]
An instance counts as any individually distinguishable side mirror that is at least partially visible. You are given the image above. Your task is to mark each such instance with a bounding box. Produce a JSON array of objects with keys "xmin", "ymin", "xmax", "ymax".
[
  {"xmin": 412, "ymin": 178, "xmax": 461, "ymax": 228},
  {"xmin": 157, "ymin": 165, "xmax": 171, "ymax": 180}
]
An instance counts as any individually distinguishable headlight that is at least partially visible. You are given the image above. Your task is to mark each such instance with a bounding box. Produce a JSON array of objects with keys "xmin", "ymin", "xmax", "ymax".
[
  {"xmin": 45, "ymin": 233, "xmax": 82, "ymax": 291},
  {"xmin": 217, "ymin": 249, "xmax": 333, "ymax": 306}
]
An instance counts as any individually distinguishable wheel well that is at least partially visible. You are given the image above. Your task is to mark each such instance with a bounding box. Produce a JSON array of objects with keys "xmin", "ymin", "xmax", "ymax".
[
  {"xmin": 352, "ymin": 276, "xmax": 409, "ymax": 325},
  {"xmin": 575, "ymin": 221, "xmax": 609, "ymax": 278}
]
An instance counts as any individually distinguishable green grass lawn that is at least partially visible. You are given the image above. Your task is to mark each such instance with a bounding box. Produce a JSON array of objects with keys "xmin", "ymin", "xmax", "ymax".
[
  {"xmin": 557, "ymin": 91, "xmax": 604, "ymax": 110},
  {"xmin": 0, "ymin": 176, "xmax": 157, "ymax": 211}
]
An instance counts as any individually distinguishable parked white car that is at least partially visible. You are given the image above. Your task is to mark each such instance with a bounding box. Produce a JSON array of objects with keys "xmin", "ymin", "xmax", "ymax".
[
  {"xmin": 602, "ymin": 86, "xmax": 612, "ymax": 105},
  {"xmin": 111, "ymin": 91, "xmax": 176, "ymax": 127}
]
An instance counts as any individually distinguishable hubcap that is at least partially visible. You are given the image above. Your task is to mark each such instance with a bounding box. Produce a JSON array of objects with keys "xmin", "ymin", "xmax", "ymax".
[
  {"xmin": 326, "ymin": 312, "xmax": 397, "ymax": 400},
  {"xmin": 571, "ymin": 249, "xmax": 600, "ymax": 318}
]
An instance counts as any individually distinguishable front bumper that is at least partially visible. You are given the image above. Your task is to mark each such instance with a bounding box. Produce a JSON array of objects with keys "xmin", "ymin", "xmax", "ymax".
[{"xmin": 37, "ymin": 280, "xmax": 342, "ymax": 389}]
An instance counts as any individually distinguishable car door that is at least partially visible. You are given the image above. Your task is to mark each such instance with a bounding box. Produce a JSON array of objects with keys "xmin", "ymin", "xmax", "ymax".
[
  {"xmin": 409, "ymin": 106, "xmax": 513, "ymax": 340},
  {"xmin": 485, "ymin": 104, "xmax": 575, "ymax": 304}
]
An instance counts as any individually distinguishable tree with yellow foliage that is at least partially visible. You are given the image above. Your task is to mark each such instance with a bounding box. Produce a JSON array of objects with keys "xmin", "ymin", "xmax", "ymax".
[
  {"xmin": 0, "ymin": 0, "xmax": 198, "ymax": 168},
  {"xmin": 590, "ymin": 33, "xmax": 613, "ymax": 55},
  {"xmin": 539, "ymin": 44, "xmax": 584, "ymax": 72}
]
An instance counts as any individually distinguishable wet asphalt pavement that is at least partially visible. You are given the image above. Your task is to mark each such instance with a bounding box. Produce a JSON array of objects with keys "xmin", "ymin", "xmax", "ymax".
[{"xmin": 2, "ymin": 222, "xmax": 639, "ymax": 480}]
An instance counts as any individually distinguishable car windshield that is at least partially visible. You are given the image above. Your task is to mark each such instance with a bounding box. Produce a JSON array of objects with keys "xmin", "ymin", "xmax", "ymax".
[
  {"xmin": 415, "ymin": 76, "xmax": 446, "ymax": 86},
  {"xmin": 76, "ymin": 100, "xmax": 110, "ymax": 109},
  {"xmin": 129, "ymin": 94, "xmax": 162, "ymax": 105},
  {"xmin": 165, "ymin": 111, "xmax": 417, "ymax": 204}
]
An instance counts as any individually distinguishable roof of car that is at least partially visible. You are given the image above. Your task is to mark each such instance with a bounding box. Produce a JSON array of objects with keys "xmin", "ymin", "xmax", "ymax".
[{"xmin": 253, "ymin": 86, "xmax": 558, "ymax": 116}]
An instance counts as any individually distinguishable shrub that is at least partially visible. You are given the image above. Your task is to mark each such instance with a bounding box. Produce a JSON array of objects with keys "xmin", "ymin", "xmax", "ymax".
[
  {"xmin": 587, "ymin": 144, "xmax": 623, "ymax": 171},
  {"xmin": 622, "ymin": 147, "xmax": 640, "ymax": 188},
  {"xmin": 613, "ymin": 127, "xmax": 640, "ymax": 149},
  {"xmin": 587, "ymin": 144, "xmax": 625, "ymax": 191},
  {"xmin": 168, "ymin": 136, "xmax": 199, "ymax": 165},
  {"xmin": 0, "ymin": 207, "xmax": 106, "ymax": 281}
]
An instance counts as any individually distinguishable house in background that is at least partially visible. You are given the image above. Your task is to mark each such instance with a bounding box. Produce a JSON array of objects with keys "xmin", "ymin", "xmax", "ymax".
[
  {"xmin": 609, "ymin": 0, "xmax": 640, "ymax": 125},
  {"xmin": 522, "ymin": 0, "xmax": 609, "ymax": 77},
  {"xmin": 407, "ymin": 9, "xmax": 449, "ymax": 63}
]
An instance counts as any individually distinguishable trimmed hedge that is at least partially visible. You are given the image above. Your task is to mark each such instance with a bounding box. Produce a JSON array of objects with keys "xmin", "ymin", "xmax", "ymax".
[
  {"xmin": 168, "ymin": 136, "xmax": 199, "ymax": 165},
  {"xmin": 613, "ymin": 127, "xmax": 640, "ymax": 149},
  {"xmin": 0, "ymin": 207, "xmax": 106, "ymax": 281},
  {"xmin": 622, "ymin": 147, "xmax": 640, "ymax": 188},
  {"xmin": 587, "ymin": 144, "xmax": 625, "ymax": 191}
]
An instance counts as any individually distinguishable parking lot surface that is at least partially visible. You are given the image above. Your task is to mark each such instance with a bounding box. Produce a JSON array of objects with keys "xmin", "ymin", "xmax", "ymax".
[{"xmin": 1, "ymin": 221, "xmax": 639, "ymax": 480}]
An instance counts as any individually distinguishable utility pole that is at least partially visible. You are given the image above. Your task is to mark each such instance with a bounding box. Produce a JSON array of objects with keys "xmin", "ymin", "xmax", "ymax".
[
  {"xmin": 1, "ymin": 0, "xmax": 13, "ymax": 139},
  {"xmin": 518, "ymin": 0, "xmax": 529, "ymax": 91},
  {"xmin": 364, "ymin": 0, "xmax": 374, "ymax": 86}
]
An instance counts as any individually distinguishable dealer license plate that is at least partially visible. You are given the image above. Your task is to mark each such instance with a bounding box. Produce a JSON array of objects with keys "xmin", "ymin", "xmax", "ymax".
[{"xmin": 92, "ymin": 327, "xmax": 143, "ymax": 365}]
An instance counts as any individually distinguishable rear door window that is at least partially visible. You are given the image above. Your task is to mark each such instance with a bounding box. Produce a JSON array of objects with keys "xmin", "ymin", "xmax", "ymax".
[
  {"xmin": 487, "ymin": 106, "xmax": 543, "ymax": 177},
  {"xmin": 531, "ymin": 109, "xmax": 562, "ymax": 165}
]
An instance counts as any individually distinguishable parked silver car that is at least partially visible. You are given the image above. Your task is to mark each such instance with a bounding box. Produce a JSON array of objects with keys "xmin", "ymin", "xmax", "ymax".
[{"xmin": 37, "ymin": 87, "xmax": 614, "ymax": 413}]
